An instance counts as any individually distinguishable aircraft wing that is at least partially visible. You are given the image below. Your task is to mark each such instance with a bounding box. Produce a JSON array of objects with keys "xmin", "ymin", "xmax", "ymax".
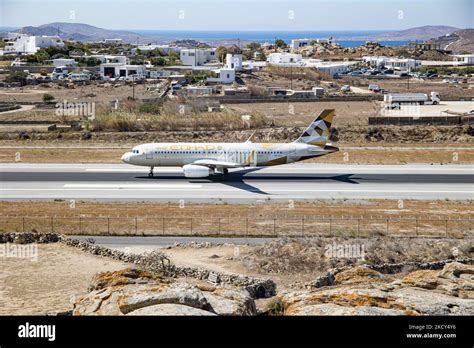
[{"xmin": 192, "ymin": 159, "xmax": 243, "ymax": 169}]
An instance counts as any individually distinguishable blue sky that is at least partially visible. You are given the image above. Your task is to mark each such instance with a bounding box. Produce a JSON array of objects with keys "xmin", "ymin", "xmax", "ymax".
[{"xmin": 1, "ymin": 0, "xmax": 472, "ymax": 31}]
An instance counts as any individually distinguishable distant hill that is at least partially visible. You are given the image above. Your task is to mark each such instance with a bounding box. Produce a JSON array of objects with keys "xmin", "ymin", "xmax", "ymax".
[
  {"xmin": 339, "ymin": 25, "xmax": 460, "ymax": 42},
  {"xmin": 18, "ymin": 22, "xmax": 150, "ymax": 43}
]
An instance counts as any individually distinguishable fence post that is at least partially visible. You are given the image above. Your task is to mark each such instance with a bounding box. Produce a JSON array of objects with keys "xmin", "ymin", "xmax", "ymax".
[
  {"xmin": 51, "ymin": 217, "xmax": 54, "ymax": 233},
  {"xmin": 190, "ymin": 217, "xmax": 193, "ymax": 235},
  {"xmin": 357, "ymin": 218, "xmax": 360, "ymax": 235},
  {"xmin": 22, "ymin": 217, "xmax": 25, "ymax": 233},
  {"xmin": 329, "ymin": 218, "xmax": 332, "ymax": 237},
  {"xmin": 415, "ymin": 218, "xmax": 418, "ymax": 237},
  {"xmin": 162, "ymin": 217, "xmax": 165, "ymax": 235},
  {"xmin": 386, "ymin": 219, "xmax": 389, "ymax": 235},
  {"xmin": 445, "ymin": 219, "xmax": 448, "ymax": 238},
  {"xmin": 79, "ymin": 217, "xmax": 82, "ymax": 235},
  {"xmin": 273, "ymin": 218, "xmax": 276, "ymax": 237},
  {"xmin": 218, "ymin": 217, "xmax": 221, "ymax": 236},
  {"xmin": 302, "ymin": 217, "xmax": 305, "ymax": 237},
  {"xmin": 246, "ymin": 217, "xmax": 248, "ymax": 237},
  {"xmin": 107, "ymin": 218, "xmax": 110, "ymax": 235},
  {"xmin": 135, "ymin": 216, "xmax": 138, "ymax": 235}
]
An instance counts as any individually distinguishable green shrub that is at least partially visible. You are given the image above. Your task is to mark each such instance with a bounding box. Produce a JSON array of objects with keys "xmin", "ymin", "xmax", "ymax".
[{"xmin": 42, "ymin": 93, "xmax": 55, "ymax": 102}]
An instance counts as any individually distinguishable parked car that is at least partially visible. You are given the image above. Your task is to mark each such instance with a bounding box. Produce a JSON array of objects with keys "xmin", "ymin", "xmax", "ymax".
[
  {"xmin": 368, "ymin": 84, "xmax": 381, "ymax": 91},
  {"xmin": 340, "ymin": 85, "xmax": 351, "ymax": 92},
  {"xmin": 350, "ymin": 71, "xmax": 363, "ymax": 76},
  {"xmin": 442, "ymin": 78, "xmax": 450, "ymax": 83}
]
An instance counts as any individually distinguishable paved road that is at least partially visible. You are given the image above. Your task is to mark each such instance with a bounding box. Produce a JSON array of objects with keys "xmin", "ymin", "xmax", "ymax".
[
  {"xmin": 1, "ymin": 163, "xmax": 473, "ymax": 202},
  {"xmin": 74, "ymin": 235, "xmax": 273, "ymax": 249}
]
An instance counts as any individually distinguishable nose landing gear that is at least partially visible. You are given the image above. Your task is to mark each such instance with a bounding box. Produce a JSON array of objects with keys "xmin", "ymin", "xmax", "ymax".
[{"xmin": 148, "ymin": 166, "xmax": 154, "ymax": 177}]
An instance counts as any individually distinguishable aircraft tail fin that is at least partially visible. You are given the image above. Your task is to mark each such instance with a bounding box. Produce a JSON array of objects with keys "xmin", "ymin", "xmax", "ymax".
[{"xmin": 294, "ymin": 109, "xmax": 335, "ymax": 147}]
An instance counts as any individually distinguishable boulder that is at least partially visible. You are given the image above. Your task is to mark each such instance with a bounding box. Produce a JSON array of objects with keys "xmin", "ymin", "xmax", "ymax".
[
  {"xmin": 117, "ymin": 283, "xmax": 212, "ymax": 314},
  {"xmin": 127, "ymin": 304, "xmax": 216, "ymax": 316},
  {"xmin": 203, "ymin": 288, "xmax": 257, "ymax": 316}
]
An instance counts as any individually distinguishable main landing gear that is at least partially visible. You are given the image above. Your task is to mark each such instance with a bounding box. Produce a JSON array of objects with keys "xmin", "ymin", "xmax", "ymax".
[
  {"xmin": 148, "ymin": 166, "xmax": 154, "ymax": 177},
  {"xmin": 222, "ymin": 168, "xmax": 229, "ymax": 175}
]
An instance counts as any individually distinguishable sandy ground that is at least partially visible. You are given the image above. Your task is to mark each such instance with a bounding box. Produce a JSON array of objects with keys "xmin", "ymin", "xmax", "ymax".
[
  {"xmin": 0, "ymin": 243, "xmax": 127, "ymax": 315},
  {"xmin": 0, "ymin": 83, "xmax": 154, "ymax": 104},
  {"xmin": 227, "ymin": 101, "xmax": 375, "ymax": 126}
]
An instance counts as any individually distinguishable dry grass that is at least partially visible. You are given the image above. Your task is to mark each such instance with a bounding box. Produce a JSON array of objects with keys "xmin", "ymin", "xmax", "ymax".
[
  {"xmin": 241, "ymin": 237, "xmax": 473, "ymax": 277},
  {"xmin": 0, "ymin": 200, "xmax": 472, "ymax": 238}
]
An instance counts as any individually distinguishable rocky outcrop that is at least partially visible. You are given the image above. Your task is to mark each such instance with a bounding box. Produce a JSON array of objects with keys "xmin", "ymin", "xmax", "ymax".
[
  {"xmin": 281, "ymin": 262, "xmax": 474, "ymax": 316},
  {"xmin": 73, "ymin": 268, "xmax": 258, "ymax": 316}
]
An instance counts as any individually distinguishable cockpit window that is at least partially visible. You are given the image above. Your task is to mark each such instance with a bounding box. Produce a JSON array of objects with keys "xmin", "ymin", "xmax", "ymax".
[{"xmin": 131, "ymin": 149, "xmax": 139, "ymax": 154}]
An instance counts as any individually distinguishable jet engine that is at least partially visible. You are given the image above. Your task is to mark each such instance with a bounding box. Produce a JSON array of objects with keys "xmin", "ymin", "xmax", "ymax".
[{"xmin": 182, "ymin": 164, "xmax": 213, "ymax": 178}]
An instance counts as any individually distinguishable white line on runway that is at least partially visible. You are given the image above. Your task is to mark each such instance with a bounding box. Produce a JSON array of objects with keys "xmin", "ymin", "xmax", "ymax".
[{"xmin": 63, "ymin": 184, "xmax": 202, "ymax": 189}]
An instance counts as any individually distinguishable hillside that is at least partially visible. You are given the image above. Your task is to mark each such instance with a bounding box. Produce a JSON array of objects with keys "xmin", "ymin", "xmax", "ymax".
[
  {"xmin": 442, "ymin": 29, "xmax": 474, "ymax": 53},
  {"xmin": 340, "ymin": 25, "xmax": 460, "ymax": 41},
  {"xmin": 19, "ymin": 22, "xmax": 151, "ymax": 43}
]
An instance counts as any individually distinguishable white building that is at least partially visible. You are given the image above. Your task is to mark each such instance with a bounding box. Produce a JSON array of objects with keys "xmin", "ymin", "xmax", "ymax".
[
  {"xmin": 363, "ymin": 56, "xmax": 421, "ymax": 71},
  {"xmin": 225, "ymin": 53, "xmax": 243, "ymax": 71},
  {"xmin": 452, "ymin": 54, "xmax": 474, "ymax": 65},
  {"xmin": 306, "ymin": 61, "xmax": 352, "ymax": 76},
  {"xmin": 3, "ymin": 33, "xmax": 64, "ymax": 54},
  {"xmin": 180, "ymin": 48, "xmax": 217, "ymax": 66},
  {"xmin": 52, "ymin": 58, "xmax": 77, "ymax": 68},
  {"xmin": 131, "ymin": 44, "xmax": 181, "ymax": 55},
  {"xmin": 290, "ymin": 38, "xmax": 332, "ymax": 49},
  {"xmin": 267, "ymin": 53, "xmax": 303, "ymax": 66},
  {"xmin": 98, "ymin": 55, "xmax": 145, "ymax": 79},
  {"xmin": 207, "ymin": 67, "xmax": 235, "ymax": 84}
]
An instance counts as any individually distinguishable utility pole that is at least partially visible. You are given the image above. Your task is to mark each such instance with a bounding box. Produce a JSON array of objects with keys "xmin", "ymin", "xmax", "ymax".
[{"xmin": 290, "ymin": 65, "xmax": 293, "ymax": 90}]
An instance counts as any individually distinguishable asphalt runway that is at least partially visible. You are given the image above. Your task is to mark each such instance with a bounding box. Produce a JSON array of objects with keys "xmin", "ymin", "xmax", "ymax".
[{"xmin": 1, "ymin": 163, "xmax": 473, "ymax": 202}]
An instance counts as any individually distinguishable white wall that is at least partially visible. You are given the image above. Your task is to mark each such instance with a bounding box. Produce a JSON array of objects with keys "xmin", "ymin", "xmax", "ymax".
[
  {"xmin": 180, "ymin": 48, "xmax": 216, "ymax": 66},
  {"xmin": 267, "ymin": 53, "xmax": 303, "ymax": 65},
  {"xmin": 226, "ymin": 53, "xmax": 243, "ymax": 71}
]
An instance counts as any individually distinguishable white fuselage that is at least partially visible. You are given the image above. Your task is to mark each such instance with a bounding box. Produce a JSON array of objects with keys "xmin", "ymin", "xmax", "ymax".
[{"xmin": 121, "ymin": 141, "xmax": 333, "ymax": 168}]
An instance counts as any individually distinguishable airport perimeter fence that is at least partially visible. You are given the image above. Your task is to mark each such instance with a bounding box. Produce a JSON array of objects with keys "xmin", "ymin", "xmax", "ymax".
[{"xmin": 0, "ymin": 215, "xmax": 472, "ymax": 239}]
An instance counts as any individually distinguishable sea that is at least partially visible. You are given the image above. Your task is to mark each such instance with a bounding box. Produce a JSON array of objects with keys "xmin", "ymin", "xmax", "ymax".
[{"xmin": 131, "ymin": 30, "xmax": 411, "ymax": 47}]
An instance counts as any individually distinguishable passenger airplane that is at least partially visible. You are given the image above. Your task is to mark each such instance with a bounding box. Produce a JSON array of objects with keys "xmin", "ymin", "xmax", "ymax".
[{"xmin": 121, "ymin": 109, "xmax": 338, "ymax": 178}]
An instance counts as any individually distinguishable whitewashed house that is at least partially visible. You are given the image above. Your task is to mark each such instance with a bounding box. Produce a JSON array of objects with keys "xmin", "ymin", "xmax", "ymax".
[
  {"xmin": 267, "ymin": 53, "xmax": 303, "ymax": 66},
  {"xmin": 452, "ymin": 54, "xmax": 474, "ymax": 65},
  {"xmin": 225, "ymin": 53, "xmax": 243, "ymax": 71},
  {"xmin": 52, "ymin": 58, "xmax": 77, "ymax": 68},
  {"xmin": 363, "ymin": 56, "xmax": 421, "ymax": 71},
  {"xmin": 207, "ymin": 67, "xmax": 235, "ymax": 84},
  {"xmin": 180, "ymin": 48, "xmax": 217, "ymax": 66},
  {"xmin": 131, "ymin": 44, "xmax": 182, "ymax": 55},
  {"xmin": 99, "ymin": 55, "xmax": 145, "ymax": 79},
  {"xmin": 3, "ymin": 33, "xmax": 64, "ymax": 54}
]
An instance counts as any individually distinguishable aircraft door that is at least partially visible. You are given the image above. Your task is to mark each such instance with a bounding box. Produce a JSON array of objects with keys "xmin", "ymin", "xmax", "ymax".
[{"xmin": 145, "ymin": 147, "xmax": 153, "ymax": 160}]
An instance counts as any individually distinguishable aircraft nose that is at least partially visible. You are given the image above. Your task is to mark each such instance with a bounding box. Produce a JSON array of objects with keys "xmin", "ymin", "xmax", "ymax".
[{"xmin": 121, "ymin": 153, "xmax": 130, "ymax": 163}]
